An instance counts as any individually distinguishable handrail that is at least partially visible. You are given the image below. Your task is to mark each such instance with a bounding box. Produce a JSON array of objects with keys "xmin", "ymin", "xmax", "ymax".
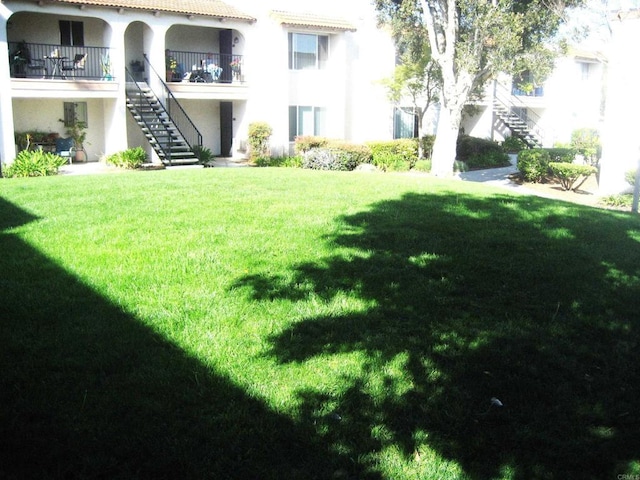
[
  {"xmin": 494, "ymin": 81, "xmax": 544, "ymax": 142},
  {"xmin": 124, "ymin": 68, "xmax": 174, "ymax": 162},
  {"xmin": 142, "ymin": 54, "xmax": 203, "ymax": 152}
]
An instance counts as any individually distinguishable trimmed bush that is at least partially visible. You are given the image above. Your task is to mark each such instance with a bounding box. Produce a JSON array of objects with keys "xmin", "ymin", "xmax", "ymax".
[
  {"xmin": 248, "ymin": 122, "xmax": 272, "ymax": 162},
  {"xmin": 412, "ymin": 159, "xmax": 431, "ymax": 172},
  {"xmin": 367, "ymin": 139, "xmax": 418, "ymax": 171},
  {"xmin": 302, "ymin": 148, "xmax": 344, "ymax": 171},
  {"xmin": 294, "ymin": 136, "xmax": 330, "ymax": 154},
  {"xmin": 518, "ymin": 149, "xmax": 550, "ymax": 183},
  {"xmin": 456, "ymin": 135, "xmax": 510, "ymax": 169},
  {"xmin": 549, "ymin": 162, "xmax": 597, "ymax": 191},
  {"xmin": 501, "ymin": 136, "xmax": 528, "ymax": 154},
  {"xmin": 544, "ymin": 148, "xmax": 575, "ymax": 163},
  {"xmin": 105, "ymin": 147, "xmax": 147, "ymax": 169},
  {"xmin": 327, "ymin": 142, "xmax": 372, "ymax": 167},
  {"xmin": 3, "ymin": 149, "xmax": 68, "ymax": 178}
]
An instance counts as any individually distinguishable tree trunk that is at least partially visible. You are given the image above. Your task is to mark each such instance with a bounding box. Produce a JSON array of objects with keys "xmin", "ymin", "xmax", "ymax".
[{"xmin": 430, "ymin": 103, "xmax": 461, "ymax": 176}]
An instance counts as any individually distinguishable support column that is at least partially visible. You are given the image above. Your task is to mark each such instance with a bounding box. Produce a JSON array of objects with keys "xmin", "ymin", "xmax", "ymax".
[{"xmin": 0, "ymin": 6, "xmax": 16, "ymax": 169}]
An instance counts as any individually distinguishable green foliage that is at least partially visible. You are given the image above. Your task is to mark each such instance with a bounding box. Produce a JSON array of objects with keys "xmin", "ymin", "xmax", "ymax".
[
  {"xmin": 421, "ymin": 135, "xmax": 436, "ymax": 160},
  {"xmin": 502, "ymin": 136, "xmax": 528, "ymax": 153},
  {"xmin": 294, "ymin": 136, "xmax": 330, "ymax": 154},
  {"xmin": 328, "ymin": 142, "xmax": 372, "ymax": 166},
  {"xmin": 544, "ymin": 147, "xmax": 575, "ymax": 163},
  {"xmin": 412, "ymin": 159, "xmax": 431, "ymax": 172},
  {"xmin": 376, "ymin": 154, "xmax": 412, "ymax": 172},
  {"xmin": 193, "ymin": 145, "xmax": 214, "ymax": 164},
  {"xmin": 247, "ymin": 122, "xmax": 273, "ymax": 161},
  {"xmin": 570, "ymin": 128, "xmax": 600, "ymax": 165},
  {"xmin": 255, "ymin": 156, "xmax": 303, "ymax": 168},
  {"xmin": 456, "ymin": 135, "xmax": 510, "ymax": 169},
  {"xmin": 3, "ymin": 149, "xmax": 68, "ymax": 178},
  {"xmin": 601, "ymin": 194, "xmax": 633, "ymax": 209},
  {"xmin": 302, "ymin": 145, "xmax": 367, "ymax": 172},
  {"xmin": 105, "ymin": 147, "xmax": 147, "ymax": 169},
  {"xmin": 549, "ymin": 162, "xmax": 597, "ymax": 191},
  {"xmin": 518, "ymin": 148, "xmax": 550, "ymax": 183},
  {"xmin": 14, "ymin": 131, "xmax": 60, "ymax": 152},
  {"xmin": 367, "ymin": 139, "xmax": 418, "ymax": 171},
  {"xmin": 2, "ymin": 168, "xmax": 640, "ymax": 479},
  {"xmin": 625, "ymin": 168, "xmax": 638, "ymax": 187}
]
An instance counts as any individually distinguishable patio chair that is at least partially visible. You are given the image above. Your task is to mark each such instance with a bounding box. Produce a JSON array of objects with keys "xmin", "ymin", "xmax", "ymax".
[
  {"xmin": 55, "ymin": 137, "xmax": 75, "ymax": 164},
  {"xmin": 27, "ymin": 59, "xmax": 47, "ymax": 78},
  {"xmin": 62, "ymin": 53, "xmax": 87, "ymax": 77}
]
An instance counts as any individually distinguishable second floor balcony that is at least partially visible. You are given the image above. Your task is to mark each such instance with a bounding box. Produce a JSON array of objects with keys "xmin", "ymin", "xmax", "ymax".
[
  {"xmin": 8, "ymin": 42, "xmax": 246, "ymax": 86},
  {"xmin": 8, "ymin": 42, "xmax": 114, "ymax": 81},
  {"xmin": 165, "ymin": 50, "xmax": 243, "ymax": 84}
]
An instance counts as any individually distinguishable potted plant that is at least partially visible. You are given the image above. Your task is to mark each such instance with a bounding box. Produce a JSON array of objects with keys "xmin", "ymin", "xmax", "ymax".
[
  {"xmin": 60, "ymin": 116, "xmax": 88, "ymax": 162},
  {"xmin": 229, "ymin": 59, "xmax": 242, "ymax": 81}
]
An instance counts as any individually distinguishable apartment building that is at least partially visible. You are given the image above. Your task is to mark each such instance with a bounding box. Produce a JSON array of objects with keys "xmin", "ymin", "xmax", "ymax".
[{"xmin": 0, "ymin": 0, "xmax": 396, "ymax": 166}]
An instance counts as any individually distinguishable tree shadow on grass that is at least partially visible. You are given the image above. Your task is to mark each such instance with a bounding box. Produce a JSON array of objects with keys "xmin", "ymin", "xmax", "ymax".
[
  {"xmin": 238, "ymin": 191, "xmax": 640, "ymax": 479},
  {"xmin": 0, "ymin": 197, "xmax": 364, "ymax": 479}
]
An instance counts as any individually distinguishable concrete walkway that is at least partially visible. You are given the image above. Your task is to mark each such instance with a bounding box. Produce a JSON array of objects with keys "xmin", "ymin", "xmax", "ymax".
[{"xmin": 58, "ymin": 158, "xmax": 249, "ymax": 175}]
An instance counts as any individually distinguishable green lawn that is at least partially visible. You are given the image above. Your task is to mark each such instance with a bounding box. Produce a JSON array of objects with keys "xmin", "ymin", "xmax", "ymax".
[{"xmin": 1, "ymin": 167, "xmax": 639, "ymax": 479}]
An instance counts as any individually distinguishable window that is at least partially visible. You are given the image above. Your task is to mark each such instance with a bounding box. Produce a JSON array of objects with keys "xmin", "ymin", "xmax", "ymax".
[
  {"xmin": 288, "ymin": 33, "xmax": 328, "ymax": 70},
  {"xmin": 393, "ymin": 107, "xmax": 419, "ymax": 139},
  {"xmin": 59, "ymin": 20, "xmax": 84, "ymax": 46},
  {"xmin": 63, "ymin": 102, "xmax": 88, "ymax": 128},
  {"xmin": 289, "ymin": 106, "xmax": 326, "ymax": 141}
]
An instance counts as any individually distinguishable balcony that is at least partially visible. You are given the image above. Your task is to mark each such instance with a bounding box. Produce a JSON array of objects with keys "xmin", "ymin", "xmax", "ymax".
[
  {"xmin": 8, "ymin": 42, "xmax": 114, "ymax": 81},
  {"xmin": 165, "ymin": 50, "xmax": 244, "ymax": 84}
]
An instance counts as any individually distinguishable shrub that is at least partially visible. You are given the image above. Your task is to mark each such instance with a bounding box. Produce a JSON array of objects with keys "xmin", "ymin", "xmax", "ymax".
[
  {"xmin": 193, "ymin": 145, "xmax": 213, "ymax": 164},
  {"xmin": 501, "ymin": 136, "xmax": 528, "ymax": 154},
  {"xmin": 421, "ymin": 135, "xmax": 436, "ymax": 160},
  {"xmin": 453, "ymin": 160, "xmax": 468, "ymax": 173},
  {"xmin": 456, "ymin": 135, "xmax": 510, "ymax": 169},
  {"xmin": 549, "ymin": 162, "xmax": 597, "ymax": 191},
  {"xmin": 255, "ymin": 156, "xmax": 302, "ymax": 168},
  {"xmin": 412, "ymin": 159, "xmax": 431, "ymax": 172},
  {"xmin": 294, "ymin": 136, "xmax": 330, "ymax": 154},
  {"xmin": 544, "ymin": 148, "xmax": 575, "ymax": 163},
  {"xmin": 328, "ymin": 142, "xmax": 372, "ymax": 167},
  {"xmin": 302, "ymin": 147, "xmax": 365, "ymax": 171},
  {"xmin": 625, "ymin": 168, "xmax": 638, "ymax": 187},
  {"xmin": 517, "ymin": 149, "xmax": 550, "ymax": 183},
  {"xmin": 3, "ymin": 149, "xmax": 68, "ymax": 178},
  {"xmin": 105, "ymin": 147, "xmax": 147, "ymax": 169},
  {"xmin": 367, "ymin": 139, "xmax": 419, "ymax": 170},
  {"xmin": 247, "ymin": 122, "xmax": 273, "ymax": 162},
  {"xmin": 570, "ymin": 128, "xmax": 600, "ymax": 165},
  {"xmin": 601, "ymin": 194, "xmax": 633, "ymax": 209}
]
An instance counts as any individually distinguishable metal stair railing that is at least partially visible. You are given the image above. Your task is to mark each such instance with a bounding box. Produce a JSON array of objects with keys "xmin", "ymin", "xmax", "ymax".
[
  {"xmin": 142, "ymin": 54, "xmax": 202, "ymax": 153},
  {"xmin": 493, "ymin": 81, "xmax": 544, "ymax": 145},
  {"xmin": 125, "ymin": 68, "xmax": 175, "ymax": 163}
]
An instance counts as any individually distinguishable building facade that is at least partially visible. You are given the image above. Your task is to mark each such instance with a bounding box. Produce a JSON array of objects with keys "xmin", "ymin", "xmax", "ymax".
[{"xmin": 0, "ymin": 0, "xmax": 396, "ymax": 166}]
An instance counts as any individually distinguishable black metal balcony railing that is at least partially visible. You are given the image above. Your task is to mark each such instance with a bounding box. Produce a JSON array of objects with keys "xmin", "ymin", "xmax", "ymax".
[
  {"xmin": 166, "ymin": 50, "xmax": 243, "ymax": 83},
  {"xmin": 8, "ymin": 42, "xmax": 114, "ymax": 80}
]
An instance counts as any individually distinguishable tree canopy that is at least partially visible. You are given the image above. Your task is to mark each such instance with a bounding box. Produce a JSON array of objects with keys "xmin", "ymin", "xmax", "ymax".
[{"xmin": 375, "ymin": 0, "xmax": 584, "ymax": 175}]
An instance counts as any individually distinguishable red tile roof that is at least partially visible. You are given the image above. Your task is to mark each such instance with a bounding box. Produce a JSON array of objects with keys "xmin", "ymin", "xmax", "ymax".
[
  {"xmin": 45, "ymin": 0, "xmax": 255, "ymax": 22},
  {"xmin": 271, "ymin": 10, "xmax": 357, "ymax": 32}
]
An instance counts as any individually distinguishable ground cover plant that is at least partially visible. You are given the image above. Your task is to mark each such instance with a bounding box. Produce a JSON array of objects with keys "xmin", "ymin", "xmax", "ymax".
[{"xmin": 1, "ymin": 168, "xmax": 640, "ymax": 479}]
